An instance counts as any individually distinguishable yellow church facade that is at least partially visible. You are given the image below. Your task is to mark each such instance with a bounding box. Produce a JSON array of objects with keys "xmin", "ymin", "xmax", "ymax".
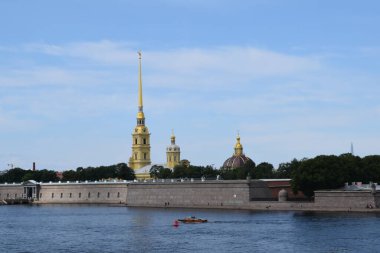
[
  {"xmin": 128, "ymin": 52, "xmax": 181, "ymax": 179},
  {"xmin": 128, "ymin": 52, "xmax": 152, "ymax": 171}
]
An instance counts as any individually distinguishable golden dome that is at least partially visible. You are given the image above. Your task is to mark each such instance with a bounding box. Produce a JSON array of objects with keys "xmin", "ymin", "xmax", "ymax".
[
  {"xmin": 234, "ymin": 135, "xmax": 243, "ymax": 155},
  {"xmin": 137, "ymin": 111, "xmax": 145, "ymax": 119}
]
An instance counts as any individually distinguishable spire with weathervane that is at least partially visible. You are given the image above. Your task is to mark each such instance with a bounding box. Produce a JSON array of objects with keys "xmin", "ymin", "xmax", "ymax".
[
  {"xmin": 234, "ymin": 131, "xmax": 243, "ymax": 156},
  {"xmin": 129, "ymin": 51, "xmax": 151, "ymax": 170}
]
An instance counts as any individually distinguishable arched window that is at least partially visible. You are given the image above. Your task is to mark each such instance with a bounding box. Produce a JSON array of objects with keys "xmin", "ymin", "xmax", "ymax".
[
  {"xmin": 143, "ymin": 138, "xmax": 146, "ymax": 144},
  {"xmin": 135, "ymin": 138, "xmax": 138, "ymax": 145}
]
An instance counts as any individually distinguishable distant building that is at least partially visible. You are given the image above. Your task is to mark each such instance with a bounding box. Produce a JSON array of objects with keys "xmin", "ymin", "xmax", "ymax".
[
  {"xmin": 55, "ymin": 171, "xmax": 63, "ymax": 180},
  {"xmin": 128, "ymin": 52, "xmax": 152, "ymax": 171},
  {"xmin": 166, "ymin": 131, "xmax": 181, "ymax": 169},
  {"xmin": 223, "ymin": 134, "xmax": 254, "ymax": 169}
]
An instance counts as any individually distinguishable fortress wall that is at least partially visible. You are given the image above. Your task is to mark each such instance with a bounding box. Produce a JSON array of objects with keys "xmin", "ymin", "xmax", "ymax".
[
  {"xmin": 126, "ymin": 180, "xmax": 251, "ymax": 208},
  {"xmin": 249, "ymin": 181, "xmax": 274, "ymax": 200},
  {"xmin": 314, "ymin": 191, "xmax": 376, "ymax": 209},
  {"xmin": 37, "ymin": 183, "xmax": 128, "ymax": 204},
  {"xmin": 0, "ymin": 184, "xmax": 23, "ymax": 200}
]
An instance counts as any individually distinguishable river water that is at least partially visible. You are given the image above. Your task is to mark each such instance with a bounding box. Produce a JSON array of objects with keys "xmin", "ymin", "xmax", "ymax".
[{"xmin": 0, "ymin": 205, "xmax": 379, "ymax": 253}]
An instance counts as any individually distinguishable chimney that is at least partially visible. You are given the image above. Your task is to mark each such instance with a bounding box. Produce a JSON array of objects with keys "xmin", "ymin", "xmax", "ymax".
[{"xmin": 33, "ymin": 162, "xmax": 36, "ymax": 171}]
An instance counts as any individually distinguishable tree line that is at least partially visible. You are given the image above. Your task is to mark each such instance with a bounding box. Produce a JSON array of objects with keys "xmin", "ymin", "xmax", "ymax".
[
  {"xmin": 0, "ymin": 163, "xmax": 135, "ymax": 183},
  {"xmin": 1, "ymin": 154, "xmax": 379, "ymax": 198},
  {"xmin": 150, "ymin": 154, "xmax": 380, "ymax": 198}
]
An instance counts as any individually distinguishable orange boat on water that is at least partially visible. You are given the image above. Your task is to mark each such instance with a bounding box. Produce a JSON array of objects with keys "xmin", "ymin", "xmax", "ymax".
[{"xmin": 177, "ymin": 216, "xmax": 208, "ymax": 223}]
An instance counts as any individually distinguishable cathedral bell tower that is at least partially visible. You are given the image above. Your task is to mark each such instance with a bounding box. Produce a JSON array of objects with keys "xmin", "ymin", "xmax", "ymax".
[
  {"xmin": 128, "ymin": 52, "xmax": 151, "ymax": 170},
  {"xmin": 166, "ymin": 130, "xmax": 181, "ymax": 169}
]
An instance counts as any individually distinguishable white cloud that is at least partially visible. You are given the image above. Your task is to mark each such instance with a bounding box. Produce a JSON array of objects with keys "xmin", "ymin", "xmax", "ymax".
[{"xmin": 1, "ymin": 41, "xmax": 379, "ymax": 169}]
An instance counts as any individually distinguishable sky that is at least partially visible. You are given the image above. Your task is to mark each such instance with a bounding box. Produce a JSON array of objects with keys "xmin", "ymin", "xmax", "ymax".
[{"xmin": 0, "ymin": 0, "xmax": 379, "ymax": 171}]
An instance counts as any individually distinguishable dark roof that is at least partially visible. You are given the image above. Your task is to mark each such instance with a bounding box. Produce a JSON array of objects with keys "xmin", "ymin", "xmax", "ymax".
[{"xmin": 223, "ymin": 154, "xmax": 253, "ymax": 169}]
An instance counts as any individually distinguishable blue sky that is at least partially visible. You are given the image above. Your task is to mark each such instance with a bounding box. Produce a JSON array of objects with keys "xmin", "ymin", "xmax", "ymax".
[{"xmin": 0, "ymin": 0, "xmax": 379, "ymax": 171}]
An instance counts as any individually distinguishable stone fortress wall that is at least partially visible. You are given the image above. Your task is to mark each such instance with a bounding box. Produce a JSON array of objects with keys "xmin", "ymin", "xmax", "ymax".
[
  {"xmin": 38, "ymin": 182, "xmax": 128, "ymax": 204},
  {"xmin": 0, "ymin": 184, "xmax": 24, "ymax": 200},
  {"xmin": 1, "ymin": 179, "xmax": 379, "ymax": 211},
  {"xmin": 314, "ymin": 190, "xmax": 380, "ymax": 209},
  {"xmin": 0, "ymin": 181, "xmax": 129, "ymax": 204},
  {"xmin": 126, "ymin": 180, "xmax": 251, "ymax": 208}
]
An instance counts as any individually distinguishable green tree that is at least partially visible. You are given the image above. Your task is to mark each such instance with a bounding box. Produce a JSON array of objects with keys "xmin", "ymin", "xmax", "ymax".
[
  {"xmin": 62, "ymin": 170, "xmax": 78, "ymax": 181},
  {"xmin": 116, "ymin": 163, "xmax": 135, "ymax": 180},
  {"xmin": 275, "ymin": 159, "xmax": 302, "ymax": 178},
  {"xmin": 360, "ymin": 155, "xmax": 380, "ymax": 183},
  {"xmin": 253, "ymin": 162, "xmax": 274, "ymax": 179},
  {"xmin": 291, "ymin": 155, "xmax": 347, "ymax": 198}
]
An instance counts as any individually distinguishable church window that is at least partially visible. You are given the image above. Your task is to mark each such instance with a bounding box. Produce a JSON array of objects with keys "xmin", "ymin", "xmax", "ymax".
[
  {"xmin": 135, "ymin": 138, "xmax": 138, "ymax": 145},
  {"xmin": 143, "ymin": 138, "xmax": 146, "ymax": 144}
]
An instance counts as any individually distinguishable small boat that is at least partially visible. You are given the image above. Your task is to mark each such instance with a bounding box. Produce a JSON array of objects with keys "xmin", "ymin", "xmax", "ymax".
[{"xmin": 177, "ymin": 216, "xmax": 208, "ymax": 223}]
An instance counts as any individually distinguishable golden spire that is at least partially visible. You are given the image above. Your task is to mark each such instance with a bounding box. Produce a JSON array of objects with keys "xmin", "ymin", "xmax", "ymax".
[
  {"xmin": 136, "ymin": 51, "xmax": 145, "ymax": 123},
  {"xmin": 138, "ymin": 51, "xmax": 143, "ymax": 112},
  {"xmin": 234, "ymin": 132, "xmax": 243, "ymax": 156},
  {"xmin": 171, "ymin": 129, "xmax": 175, "ymax": 145}
]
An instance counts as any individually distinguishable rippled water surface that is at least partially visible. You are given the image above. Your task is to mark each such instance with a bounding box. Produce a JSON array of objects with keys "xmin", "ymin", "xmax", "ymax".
[{"xmin": 1, "ymin": 205, "xmax": 380, "ymax": 253}]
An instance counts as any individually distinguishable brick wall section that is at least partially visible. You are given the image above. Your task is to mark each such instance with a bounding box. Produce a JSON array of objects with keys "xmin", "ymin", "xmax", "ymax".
[
  {"xmin": 314, "ymin": 190, "xmax": 377, "ymax": 209},
  {"xmin": 38, "ymin": 183, "xmax": 128, "ymax": 204},
  {"xmin": 126, "ymin": 180, "xmax": 251, "ymax": 208}
]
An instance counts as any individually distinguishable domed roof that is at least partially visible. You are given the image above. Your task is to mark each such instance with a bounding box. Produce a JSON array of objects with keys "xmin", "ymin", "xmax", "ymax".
[
  {"xmin": 167, "ymin": 144, "xmax": 180, "ymax": 151},
  {"xmin": 223, "ymin": 154, "xmax": 253, "ymax": 169},
  {"xmin": 223, "ymin": 134, "xmax": 254, "ymax": 169},
  {"xmin": 166, "ymin": 130, "xmax": 180, "ymax": 151}
]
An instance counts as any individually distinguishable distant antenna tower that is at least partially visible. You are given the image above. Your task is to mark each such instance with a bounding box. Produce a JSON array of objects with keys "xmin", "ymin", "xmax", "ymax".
[{"xmin": 350, "ymin": 142, "xmax": 354, "ymax": 155}]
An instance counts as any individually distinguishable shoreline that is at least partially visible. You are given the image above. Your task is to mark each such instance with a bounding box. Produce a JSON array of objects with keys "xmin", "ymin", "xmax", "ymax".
[{"xmin": 2, "ymin": 201, "xmax": 380, "ymax": 213}]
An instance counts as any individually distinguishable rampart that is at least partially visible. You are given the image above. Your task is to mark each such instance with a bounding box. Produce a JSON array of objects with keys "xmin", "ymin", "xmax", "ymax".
[
  {"xmin": 0, "ymin": 183, "xmax": 24, "ymax": 200},
  {"xmin": 314, "ymin": 190, "xmax": 380, "ymax": 209},
  {"xmin": 37, "ymin": 182, "xmax": 128, "ymax": 204},
  {"xmin": 2, "ymin": 179, "xmax": 380, "ymax": 212},
  {"xmin": 0, "ymin": 181, "xmax": 129, "ymax": 204},
  {"xmin": 126, "ymin": 180, "xmax": 251, "ymax": 208}
]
